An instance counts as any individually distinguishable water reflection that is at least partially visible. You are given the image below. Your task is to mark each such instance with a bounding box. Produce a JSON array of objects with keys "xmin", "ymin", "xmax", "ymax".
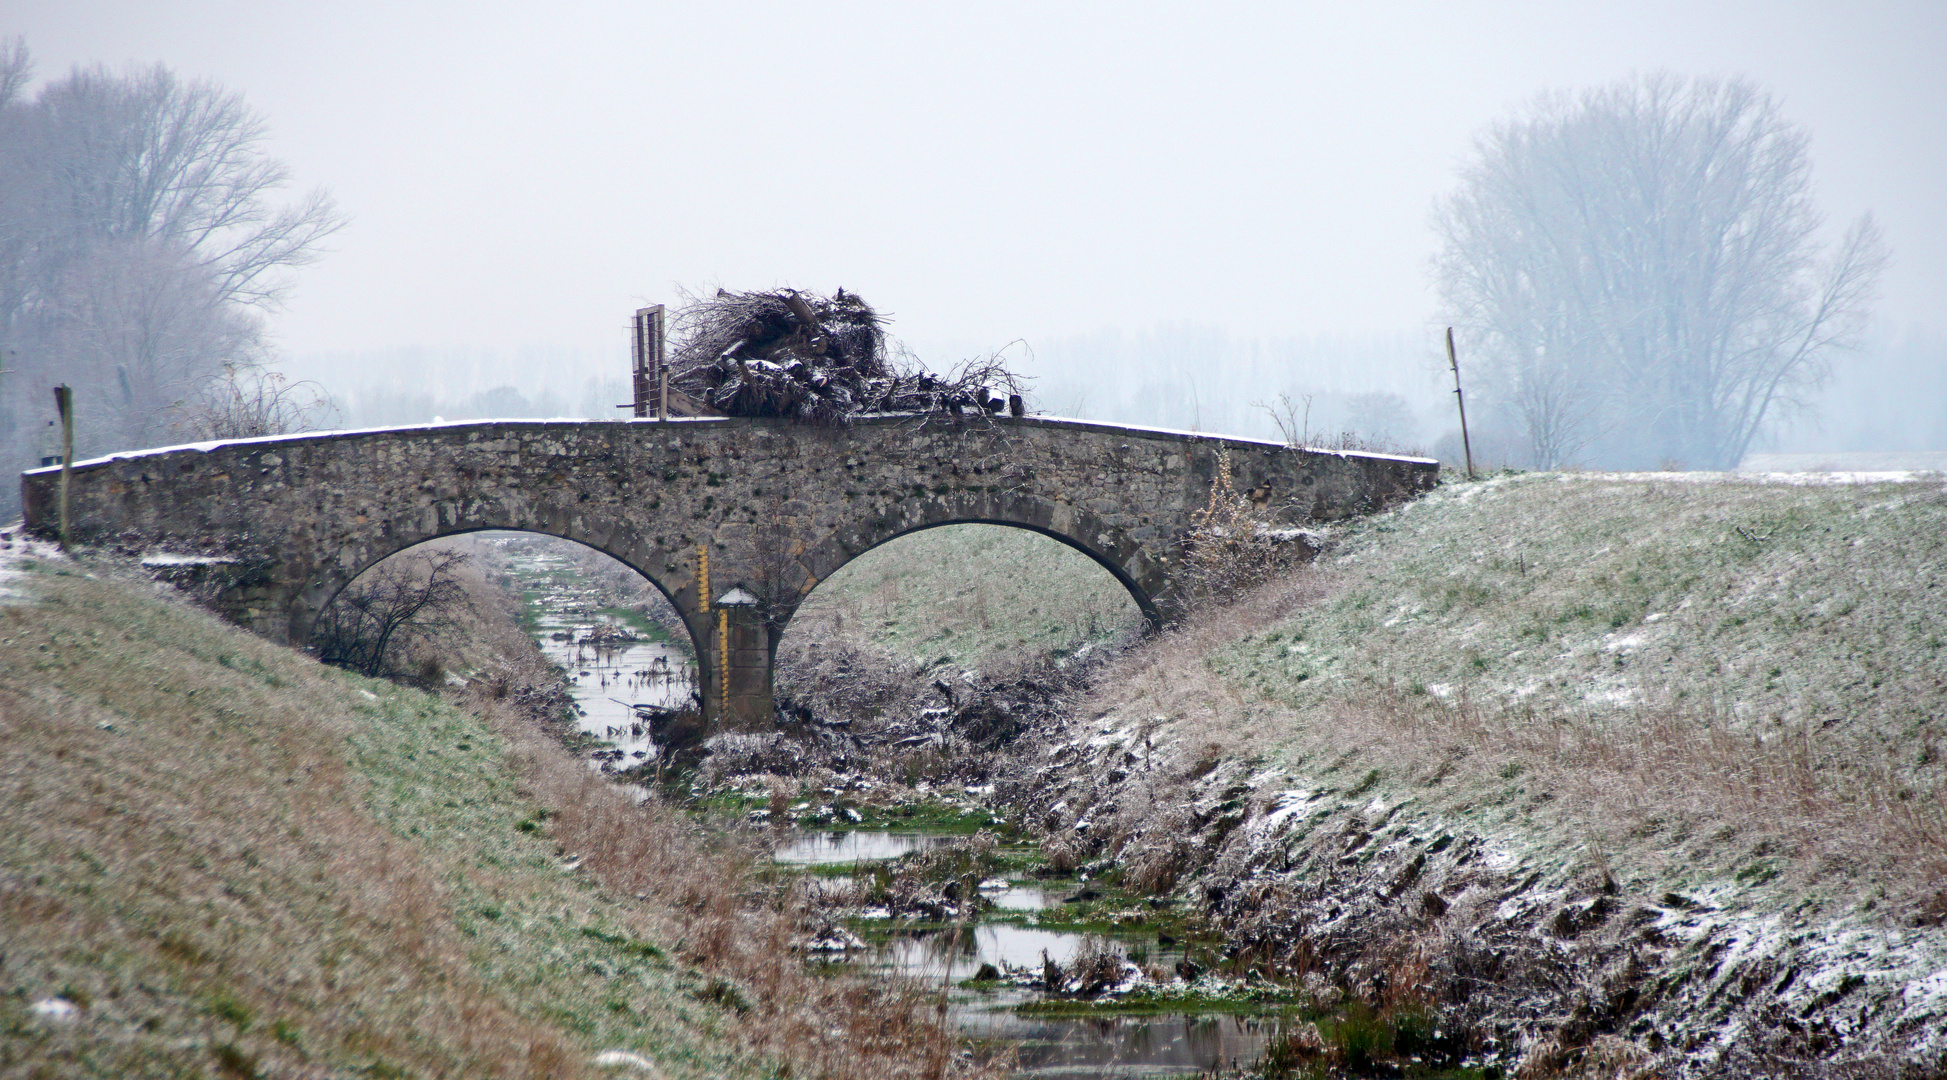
[
  {"xmin": 773, "ymin": 830, "xmax": 962, "ymax": 864},
  {"xmin": 494, "ymin": 539, "xmax": 696, "ymax": 762},
  {"xmin": 989, "ymin": 884, "xmax": 1054, "ymax": 911},
  {"xmin": 966, "ymin": 1012, "xmax": 1281, "ymax": 1079}
]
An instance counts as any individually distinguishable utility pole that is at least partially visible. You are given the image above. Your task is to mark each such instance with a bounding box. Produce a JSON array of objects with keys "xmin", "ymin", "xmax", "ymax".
[
  {"xmin": 52, "ymin": 385, "xmax": 74, "ymax": 551},
  {"xmin": 1446, "ymin": 328, "xmax": 1476, "ymax": 481}
]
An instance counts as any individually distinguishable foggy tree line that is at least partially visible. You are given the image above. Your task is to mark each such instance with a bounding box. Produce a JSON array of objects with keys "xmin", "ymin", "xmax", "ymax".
[
  {"xmin": 302, "ymin": 330, "xmax": 1448, "ymax": 454},
  {"xmin": 0, "ymin": 39, "xmax": 340, "ymax": 512},
  {"xmin": 1024, "ymin": 326, "xmax": 1440, "ymax": 451},
  {"xmin": 1786, "ymin": 328, "xmax": 1947, "ymax": 456},
  {"xmin": 0, "ymin": 38, "xmax": 1922, "ymax": 520}
]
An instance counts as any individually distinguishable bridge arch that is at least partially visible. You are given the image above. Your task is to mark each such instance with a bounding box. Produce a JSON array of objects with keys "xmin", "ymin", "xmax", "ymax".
[
  {"xmin": 787, "ymin": 490, "xmax": 1164, "ymax": 629},
  {"xmin": 306, "ymin": 525, "xmax": 703, "ymax": 665}
]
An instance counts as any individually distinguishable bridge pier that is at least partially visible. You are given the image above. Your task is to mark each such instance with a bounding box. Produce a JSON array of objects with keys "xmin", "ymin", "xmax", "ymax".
[{"xmin": 693, "ymin": 595, "xmax": 776, "ymax": 731}]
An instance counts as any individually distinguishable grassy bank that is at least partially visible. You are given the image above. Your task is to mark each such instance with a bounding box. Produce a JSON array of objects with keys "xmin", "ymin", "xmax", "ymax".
[
  {"xmin": 799, "ymin": 471, "xmax": 1947, "ymax": 1073},
  {"xmin": 1114, "ymin": 472, "xmax": 1947, "ymax": 910},
  {"xmin": 784, "ymin": 524, "xmax": 1142, "ymax": 671},
  {"xmin": 0, "ymin": 545, "xmax": 966, "ymax": 1079},
  {"xmin": 1026, "ymin": 471, "xmax": 1947, "ymax": 1075}
]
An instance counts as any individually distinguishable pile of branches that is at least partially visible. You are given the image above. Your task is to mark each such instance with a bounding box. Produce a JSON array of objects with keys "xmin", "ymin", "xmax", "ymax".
[{"xmin": 669, "ymin": 287, "xmax": 1025, "ymax": 423}]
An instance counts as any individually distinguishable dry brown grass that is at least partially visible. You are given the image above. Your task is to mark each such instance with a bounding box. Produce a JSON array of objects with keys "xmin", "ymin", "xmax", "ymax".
[
  {"xmin": 0, "ymin": 568, "xmax": 593, "ymax": 1079},
  {"xmin": 1083, "ymin": 473, "xmax": 1947, "ymax": 909},
  {"xmin": 492, "ymin": 696, "xmax": 987, "ymax": 1080},
  {"xmin": 1358, "ymin": 688, "xmax": 1947, "ymax": 894},
  {"xmin": 1079, "ymin": 568, "xmax": 1333, "ymax": 742},
  {"xmin": 0, "ymin": 549, "xmax": 999, "ymax": 1080}
]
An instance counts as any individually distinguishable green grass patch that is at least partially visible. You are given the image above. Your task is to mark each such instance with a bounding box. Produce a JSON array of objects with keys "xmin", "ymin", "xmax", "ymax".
[
  {"xmin": 780, "ymin": 524, "xmax": 1143, "ymax": 671},
  {"xmin": 0, "ymin": 556, "xmax": 756, "ymax": 1080}
]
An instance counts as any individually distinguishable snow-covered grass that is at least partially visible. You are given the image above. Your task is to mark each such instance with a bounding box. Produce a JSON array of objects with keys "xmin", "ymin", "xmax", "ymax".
[{"xmin": 1101, "ymin": 471, "xmax": 1947, "ymax": 915}]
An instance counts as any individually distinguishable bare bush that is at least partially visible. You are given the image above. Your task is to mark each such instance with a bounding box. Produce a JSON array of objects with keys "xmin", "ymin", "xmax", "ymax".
[
  {"xmin": 774, "ymin": 640, "xmax": 918, "ymax": 728},
  {"xmin": 1181, "ymin": 447, "xmax": 1320, "ymax": 603},
  {"xmin": 170, "ymin": 361, "xmax": 335, "ymax": 440},
  {"xmin": 314, "ymin": 549, "xmax": 471, "ymax": 679},
  {"xmin": 1255, "ymin": 391, "xmax": 1411, "ymax": 454}
]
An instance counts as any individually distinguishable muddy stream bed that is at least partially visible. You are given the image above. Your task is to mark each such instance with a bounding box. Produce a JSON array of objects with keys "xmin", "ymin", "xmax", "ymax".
[
  {"xmin": 494, "ymin": 537, "xmax": 1287, "ymax": 1078},
  {"xmin": 777, "ymin": 830, "xmax": 1283, "ymax": 1078}
]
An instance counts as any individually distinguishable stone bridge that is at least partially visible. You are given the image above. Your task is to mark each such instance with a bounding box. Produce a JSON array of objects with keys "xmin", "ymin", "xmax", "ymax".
[{"xmin": 22, "ymin": 415, "xmax": 1437, "ymax": 726}]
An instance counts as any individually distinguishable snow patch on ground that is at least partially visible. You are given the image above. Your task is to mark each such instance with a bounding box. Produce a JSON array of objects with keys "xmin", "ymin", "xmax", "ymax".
[
  {"xmin": 1601, "ymin": 629, "xmax": 1656, "ymax": 653},
  {"xmin": 0, "ymin": 528, "xmax": 64, "ymax": 603},
  {"xmin": 1571, "ymin": 469, "xmax": 1945, "ymax": 487},
  {"xmin": 1257, "ymin": 789, "xmax": 1323, "ymax": 836},
  {"xmin": 592, "ymin": 1049, "xmax": 662, "ymax": 1073},
  {"xmin": 29, "ymin": 998, "xmax": 80, "ymax": 1022},
  {"xmin": 1583, "ymin": 684, "xmax": 1637, "ymax": 706}
]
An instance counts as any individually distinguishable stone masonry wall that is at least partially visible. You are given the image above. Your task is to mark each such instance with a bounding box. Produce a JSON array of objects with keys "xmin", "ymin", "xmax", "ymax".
[{"xmin": 22, "ymin": 415, "xmax": 1438, "ymax": 725}]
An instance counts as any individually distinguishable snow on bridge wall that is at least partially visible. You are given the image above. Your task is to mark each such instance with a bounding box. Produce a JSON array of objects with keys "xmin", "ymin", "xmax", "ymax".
[{"xmin": 23, "ymin": 414, "xmax": 1438, "ymax": 727}]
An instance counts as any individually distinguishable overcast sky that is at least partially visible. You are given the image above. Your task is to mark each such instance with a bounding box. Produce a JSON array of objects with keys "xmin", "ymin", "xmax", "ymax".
[{"xmin": 10, "ymin": 0, "xmax": 1944, "ymax": 366}]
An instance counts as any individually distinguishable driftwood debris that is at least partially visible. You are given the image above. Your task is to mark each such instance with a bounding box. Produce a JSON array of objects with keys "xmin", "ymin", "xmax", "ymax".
[{"xmin": 668, "ymin": 288, "xmax": 1026, "ymax": 423}]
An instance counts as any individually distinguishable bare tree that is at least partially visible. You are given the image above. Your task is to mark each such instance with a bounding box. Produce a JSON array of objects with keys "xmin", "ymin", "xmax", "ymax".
[
  {"xmin": 30, "ymin": 237, "xmax": 262, "ymax": 452},
  {"xmin": 28, "ymin": 59, "xmax": 343, "ymax": 308},
  {"xmin": 0, "ymin": 39, "xmax": 29, "ymax": 108},
  {"xmin": 0, "ymin": 40, "xmax": 343, "ymax": 507},
  {"xmin": 1253, "ymin": 392, "xmax": 1312, "ymax": 447},
  {"xmin": 314, "ymin": 550, "xmax": 471, "ymax": 679},
  {"xmin": 1433, "ymin": 73, "xmax": 1888, "ymax": 470}
]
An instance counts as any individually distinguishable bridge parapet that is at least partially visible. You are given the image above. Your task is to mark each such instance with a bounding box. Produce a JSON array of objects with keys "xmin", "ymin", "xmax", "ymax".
[{"xmin": 22, "ymin": 414, "xmax": 1437, "ymax": 729}]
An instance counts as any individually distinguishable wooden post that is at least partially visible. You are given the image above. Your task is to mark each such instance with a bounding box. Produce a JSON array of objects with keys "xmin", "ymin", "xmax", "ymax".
[
  {"xmin": 52, "ymin": 385, "xmax": 73, "ymax": 551},
  {"xmin": 1446, "ymin": 328, "xmax": 1476, "ymax": 481},
  {"xmin": 623, "ymin": 306, "xmax": 667, "ymax": 418}
]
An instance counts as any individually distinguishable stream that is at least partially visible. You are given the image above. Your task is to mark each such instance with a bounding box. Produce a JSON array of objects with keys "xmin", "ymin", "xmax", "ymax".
[
  {"xmin": 492, "ymin": 537, "xmax": 695, "ymax": 763},
  {"xmin": 780, "ymin": 832, "xmax": 1281, "ymax": 1078},
  {"xmin": 493, "ymin": 536, "xmax": 1283, "ymax": 1077}
]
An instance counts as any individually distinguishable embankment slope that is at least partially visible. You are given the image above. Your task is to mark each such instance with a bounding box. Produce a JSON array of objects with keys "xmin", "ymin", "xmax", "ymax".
[
  {"xmin": 1009, "ymin": 472, "xmax": 1947, "ymax": 1075},
  {"xmin": 0, "ymin": 542, "xmax": 956, "ymax": 1080}
]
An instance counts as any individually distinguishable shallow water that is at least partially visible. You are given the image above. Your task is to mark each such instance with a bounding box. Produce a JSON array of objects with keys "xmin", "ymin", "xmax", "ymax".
[
  {"xmin": 882, "ymin": 922, "xmax": 1116, "ymax": 978},
  {"xmin": 896, "ymin": 921, "xmax": 1269, "ymax": 1079},
  {"xmin": 779, "ymin": 830, "xmax": 1269, "ymax": 1078},
  {"xmin": 496, "ymin": 540, "xmax": 1276, "ymax": 1077},
  {"xmin": 494, "ymin": 540, "xmax": 695, "ymax": 762},
  {"xmin": 989, "ymin": 884, "xmax": 1055, "ymax": 911},
  {"xmin": 773, "ymin": 829, "xmax": 963, "ymax": 865},
  {"xmin": 969, "ymin": 1011, "xmax": 1279, "ymax": 1079}
]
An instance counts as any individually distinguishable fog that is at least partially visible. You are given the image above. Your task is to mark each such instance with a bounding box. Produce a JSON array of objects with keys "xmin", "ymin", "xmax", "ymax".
[{"xmin": 8, "ymin": 0, "xmax": 1945, "ymax": 464}]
